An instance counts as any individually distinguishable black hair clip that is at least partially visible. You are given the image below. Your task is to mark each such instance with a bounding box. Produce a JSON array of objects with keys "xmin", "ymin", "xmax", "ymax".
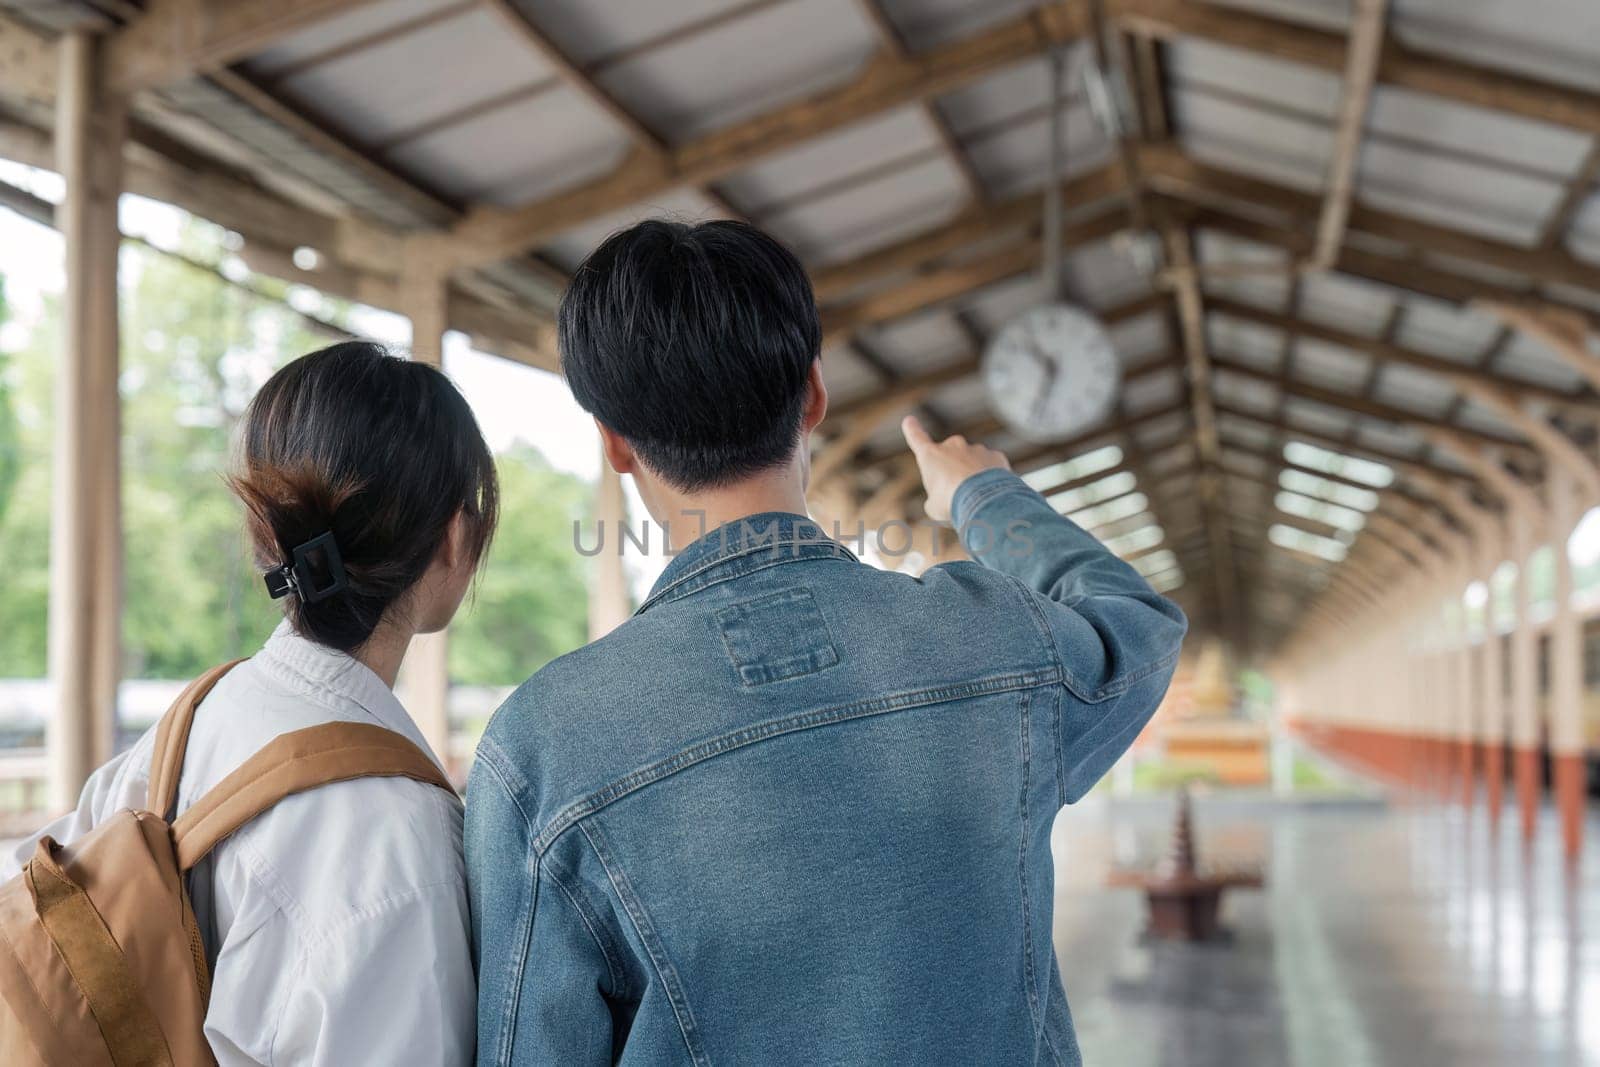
[{"xmin": 264, "ymin": 531, "xmax": 348, "ymax": 604}]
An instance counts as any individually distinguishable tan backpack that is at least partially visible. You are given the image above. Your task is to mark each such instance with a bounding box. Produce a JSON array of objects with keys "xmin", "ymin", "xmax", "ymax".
[{"xmin": 0, "ymin": 661, "xmax": 456, "ymax": 1065}]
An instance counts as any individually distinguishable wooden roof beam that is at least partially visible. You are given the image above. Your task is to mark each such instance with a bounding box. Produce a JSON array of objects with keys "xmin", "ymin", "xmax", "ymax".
[
  {"xmin": 1207, "ymin": 296, "xmax": 1586, "ymax": 407},
  {"xmin": 809, "ymin": 163, "xmax": 1123, "ymax": 302},
  {"xmin": 1142, "ymin": 145, "xmax": 1600, "ymax": 303},
  {"xmin": 855, "ymin": 0, "xmax": 987, "ymax": 203},
  {"xmin": 438, "ymin": 3, "xmax": 1093, "ymax": 268},
  {"xmin": 821, "ymin": 213, "xmax": 1146, "ymax": 346},
  {"xmin": 1112, "ymin": 0, "xmax": 1600, "ymax": 136},
  {"xmin": 1309, "ymin": 0, "xmax": 1388, "ymax": 270},
  {"xmin": 106, "ymin": 0, "xmax": 387, "ymax": 92},
  {"xmin": 1210, "ymin": 352, "xmax": 1537, "ymax": 458}
]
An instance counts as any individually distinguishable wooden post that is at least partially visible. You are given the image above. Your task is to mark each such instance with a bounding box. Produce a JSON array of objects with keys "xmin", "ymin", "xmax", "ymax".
[
  {"xmin": 1506, "ymin": 508, "xmax": 1540, "ymax": 846},
  {"xmin": 1546, "ymin": 466, "xmax": 1585, "ymax": 864},
  {"xmin": 395, "ymin": 267, "xmax": 453, "ymax": 765},
  {"xmin": 48, "ymin": 31, "xmax": 125, "ymax": 809},
  {"xmin": 589, "ymin": 444, "xmax": 631, "ymax": 640}
]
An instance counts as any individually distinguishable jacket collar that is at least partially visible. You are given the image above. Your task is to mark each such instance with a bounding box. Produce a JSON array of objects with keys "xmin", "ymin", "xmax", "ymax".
[
  {"xmin": 255, "ymin": 619, "xmax": 441, "ymax": 763},
  {"xmin": 637, "ymin": 512, "xmax": 859, "ymax": 615}
]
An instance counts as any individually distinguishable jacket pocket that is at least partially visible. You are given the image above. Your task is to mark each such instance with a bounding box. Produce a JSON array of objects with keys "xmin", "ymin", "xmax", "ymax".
[{"xmin": 714, "ymin": 587, "xmax": 840, "ymax": 686}]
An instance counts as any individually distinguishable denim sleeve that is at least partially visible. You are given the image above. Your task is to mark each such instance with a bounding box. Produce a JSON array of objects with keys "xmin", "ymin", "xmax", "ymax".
[
  {"xmin": 466, "ymin": 746, "xmax": 615, "ymax": 1067},
  {"xmin": 950, "ymin": 468, "xmax": 1188, "ymax": 803}
]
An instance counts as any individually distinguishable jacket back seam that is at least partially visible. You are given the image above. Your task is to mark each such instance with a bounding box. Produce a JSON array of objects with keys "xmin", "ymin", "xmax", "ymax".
[
  {"xmin": 578, "ymin": 821, "xmax": 710, "ymax": 1067},
  {"xmin": 529, "ymin": 669, "xmax": 1060, "ymax": 856}
]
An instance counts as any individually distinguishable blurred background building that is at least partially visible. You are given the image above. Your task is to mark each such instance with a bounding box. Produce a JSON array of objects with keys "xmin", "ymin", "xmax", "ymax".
[{"xmin": 0, "ymin": 0, "xmax": 1598, "ymax": 1062}]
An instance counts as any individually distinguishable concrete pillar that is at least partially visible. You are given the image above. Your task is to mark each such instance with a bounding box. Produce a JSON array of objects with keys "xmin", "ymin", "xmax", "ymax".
[
  {"xmin": 48, "ymin": 31, "xmax": 126, "ymax": 809},
  {"xmin": 396, "ymin": 268, "xmax": 452, "ymax": 765},
  {"xmin": 1453, "ymin": 565, "xmax": 1477, "ymax": 808},
  {"xmin": 1506, "ymin": 508, "xmax": 1541, "ymax": 846},
  {"xmin": 589, "ymin": 446, "xmax": 632, "ymax": 640},
  {"xmin": 1546, "ymin": 466, "xmax": 1585, "ymax": 864},
  {"xmin": 1477, "ymin": 528, "xmax": 1508, "ymax": 830}
]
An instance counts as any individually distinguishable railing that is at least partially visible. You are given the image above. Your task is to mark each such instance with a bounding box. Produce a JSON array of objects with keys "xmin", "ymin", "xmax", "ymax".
[{"xmin": 0, "ymin": 679, "xmax": 516, "ymax": 832}]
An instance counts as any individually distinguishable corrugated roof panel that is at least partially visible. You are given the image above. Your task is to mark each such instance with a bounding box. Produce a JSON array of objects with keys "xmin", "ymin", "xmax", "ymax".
[
  {"xmin": 821, "ymin": 345, "xmax": 887, "ymax": 402},
  {"xmin": 1393, "ymin": 297, "xmax": 1501, "ymax": 362},
  {"xmin": 540, "ymin": 187, "xmax": 726, "ymax": 269},
  {"xmin": 1291, "ymin": 338, "xmax": 1372, "ymax": 391},
  {"xmin": 1372, "ymin": 363, "xmax": 1455, "ymax": 419},
  {"xmin": 387, "ymin": 87, "xmax": 632, "ymax": 207},
  {"xmin": 1298, "ymin": 273, "xmax": 1399, "ymax": 337},
  {"xmin": 1137, "ymin": 410, "xmax": 1191, "ymax": 449},
  {"xmin": 1284, "ymin": 398, "xmax": 1353, "ymax": 438},
  {"xmin": 246, "ymin": 0, "xmax": 467, "ymax": 77},
  {"xmin": 1453, "ymin": 399, "xmax": 1523, "ymax": 442},
  {"xmin": 265, "ymin": 7, "xmax": 553, "ymax": 146},
  {"xmin": 936, "ymin": 50, "xmax": 1089, "ymax": 137},
  {"xmin": 877, "ymin": 0, "xmax": 1036, "ymax": 50},
  {"xmin": 961, "ymin": 107, "xmax": 1113, "ymax": 199},
  {"xmin": 1494, "ymin": 335, "xmax": 1588, "ymax": 393},
  {"xmin": 1196, "ymin": 230, "xmax": 1294, "ymax": 309},
  {"xmin": 1171, "ymin": 87, "xmax": 1333, "ymax": 181},
  {"xmin": 1208, "ymin": 313, "xmax": 1286, "ymax": 369},
  {"xmin": 1203, "ymin": 0, "xmax": 1350, "ymax": 33},
  {"xmin": 1354, "ymin": 421, "xmax": 1425, "ymax": 458},
  {"xmin": 1367, "ymin": 85, "xmax": 1593, "ymax": 175},
  {"xmin": 1061, "ymin": 238, "xmax": 1153, "ymax": 310},
  {"xmin": 1218, "ymin": 414, "xmax": 1276, "ymax": 451},
  {"xmin": 1149, "ymin": 441, "xmax": 1196, "ymax": 476},
  {"xmin": 866, "ymin": 310, "xmax": 970, "ymax": 377},
  {"xmin": 1541, "ymin": 280, "xmax": 1600, "ymax": 315},
  {"xmin": 927, "ymin": 376, "xmax": 992, "ymax": 424},
  {"xmin": 1393, "ymin": 0, "xmax": 1600, "ymax": 94},
  {"xmin": 962, "ymin": 274, "xmax": 1049, "ymax": 335},
  {"xmin": 1357, "ymin": 142, "xmax": 1561, "ymax": 243},
  {"xmin": 1108, "ymin": 310, "xmax": 1169, "ymax": 365},
  {"xmin": 516, "ymin": 0, "xmax": 754, "ymax": 67},
  {"xmin": 720, "ymin": 107, "xmax": 940, "ymax": 210},
  {"xmin": 1166, "ymin": 36, "xmax": 1341, "ymax": 117},
  {"xmin": 760, "ymin": 155, "xmax": 969, "ymax": 264},
  {"xmin": 594, "ymin": 0, "xmax": 877, "ymax": 140},
  {"xmin": 1122, "ymin": 369, "xmax": 1184, "ymax": 416},
  {"xmin": 1214, "ymin": 369, "xmax": 1280, "ymax": 415}
]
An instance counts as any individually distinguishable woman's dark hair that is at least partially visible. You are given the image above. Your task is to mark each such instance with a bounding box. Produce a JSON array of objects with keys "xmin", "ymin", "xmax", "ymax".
[
  {"xmin": 229, "ymin": 341, "xmax": 498, "ymax": 653},
  {"xmin": 559, "ymin": 219, "xmax": 821, "ymax": 491}
]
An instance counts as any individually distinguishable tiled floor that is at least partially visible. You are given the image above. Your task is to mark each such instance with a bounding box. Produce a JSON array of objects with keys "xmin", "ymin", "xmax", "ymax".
[{"xmin": 1051, "ymin": 792, "xmax": 1600, "ymax": 1067}]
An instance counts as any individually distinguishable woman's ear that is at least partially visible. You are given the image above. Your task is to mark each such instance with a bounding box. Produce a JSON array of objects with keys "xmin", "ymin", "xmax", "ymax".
[
  {"xmin": 801, "ymin": 360, "xmax": 828, "ymax": 432},
  {"xmin": 596, "ymin": 419, "xmax": 638, "ymax": 475}
]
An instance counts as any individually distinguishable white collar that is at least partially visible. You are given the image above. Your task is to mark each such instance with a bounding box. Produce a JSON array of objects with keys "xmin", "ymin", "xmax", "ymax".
[{"xmin": 255, "ymin": 619, "xmax": 442, "ymax": 765}]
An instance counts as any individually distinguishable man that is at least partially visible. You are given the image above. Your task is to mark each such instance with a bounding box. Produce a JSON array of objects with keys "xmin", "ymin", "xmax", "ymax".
[{"xmin": 466, "ymin": 220, "xmax": 1186, "ymax": 1066}]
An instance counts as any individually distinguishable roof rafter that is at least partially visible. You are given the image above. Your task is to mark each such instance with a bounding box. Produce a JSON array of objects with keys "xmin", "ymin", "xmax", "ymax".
[
  {"xmin": 106, "ymin": 0, "xmax": 387, "ymax": 92},
  {"xmin": 1113, "ymin": 0, "xmax": 1600, "ymax": 135},
  {"xmin": 437, "ymin": 2, "xmax": 1093, "ymax": 268}
]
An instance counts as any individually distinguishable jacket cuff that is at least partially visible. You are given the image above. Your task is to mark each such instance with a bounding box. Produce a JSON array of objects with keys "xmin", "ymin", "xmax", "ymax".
[{"xmin": 950, "ymin": 469, "xmax": 1039, "ymax": 544}]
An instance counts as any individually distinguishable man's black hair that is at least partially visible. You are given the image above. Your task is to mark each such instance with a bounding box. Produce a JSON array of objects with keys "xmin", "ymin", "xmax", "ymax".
[{"xmin": 558, "ymin": 219, "xmax": 821, "ymax": 491}]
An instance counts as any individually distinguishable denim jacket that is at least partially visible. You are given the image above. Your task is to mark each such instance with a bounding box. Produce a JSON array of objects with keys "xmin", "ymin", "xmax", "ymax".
[{"xmin": 466, "ymin": 469, "xmax": 1187, "ymax": 1066}]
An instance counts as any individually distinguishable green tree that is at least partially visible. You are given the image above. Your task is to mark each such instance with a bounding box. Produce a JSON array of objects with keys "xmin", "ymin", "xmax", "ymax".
[
  {"xmin": 449, "ymin": 444, "xmax": 592, "ymax": 686},
  {"xmin": 0, "ymin": 220, "xmax": 592, "ymax": 687},
  {"xmin": 118, "ymin": 230, "xmax": 338, "ymax": 676},
  {"xmin": 0, "ymin": 277, "xmax": 20, "ymax": 525},
  {"xmin": 0, "ymin": 288, "xmax": 57, "ymax": 676}
]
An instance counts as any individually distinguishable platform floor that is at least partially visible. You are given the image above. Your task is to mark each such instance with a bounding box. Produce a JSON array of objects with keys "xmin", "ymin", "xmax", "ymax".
[{"xmin": 1052, "ymin": 794, "xmax": 1600, "ymax": 1066}]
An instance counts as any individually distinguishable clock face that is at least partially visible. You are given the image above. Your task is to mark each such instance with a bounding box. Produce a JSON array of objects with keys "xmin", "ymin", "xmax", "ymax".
[{"xmin": 983, "ymin": 303, "xmax": 1121, "ymax": 442}]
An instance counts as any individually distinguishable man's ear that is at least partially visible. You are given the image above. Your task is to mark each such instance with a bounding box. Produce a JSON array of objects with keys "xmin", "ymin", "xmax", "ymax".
[
  {"xmin": 801, "ymin": 360, "xmax": 828, "ymax": 433},
  {"xmin": 596, "ymin": 419, "xmax": 638, "ymax": 475}
]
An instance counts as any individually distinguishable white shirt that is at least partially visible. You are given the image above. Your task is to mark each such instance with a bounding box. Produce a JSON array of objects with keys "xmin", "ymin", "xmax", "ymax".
[{"xmin": 6, "ymin": 622, "xmax": 475, "ymax": 1066}]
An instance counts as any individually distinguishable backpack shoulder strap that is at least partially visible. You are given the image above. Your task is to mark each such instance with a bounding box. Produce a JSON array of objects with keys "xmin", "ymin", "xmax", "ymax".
[
  {"xmin": 146, "ymin": 660, "xmax": 244, "ymax": 820},
  {"xmin": 170, "ymin": 722, "xmax": 455, "ymax": 871}
]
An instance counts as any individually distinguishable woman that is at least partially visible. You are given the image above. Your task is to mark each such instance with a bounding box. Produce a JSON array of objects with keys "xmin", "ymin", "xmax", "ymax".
[{"xmin": 9, "ymin": 342, "xmax": 496, "ymax": 1065}]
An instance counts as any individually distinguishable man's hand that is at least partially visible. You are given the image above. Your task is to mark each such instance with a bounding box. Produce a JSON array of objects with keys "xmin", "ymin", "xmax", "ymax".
[{"xmin": 902, "ymin": 415, "xmax": 1011, "ymax": 523}]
